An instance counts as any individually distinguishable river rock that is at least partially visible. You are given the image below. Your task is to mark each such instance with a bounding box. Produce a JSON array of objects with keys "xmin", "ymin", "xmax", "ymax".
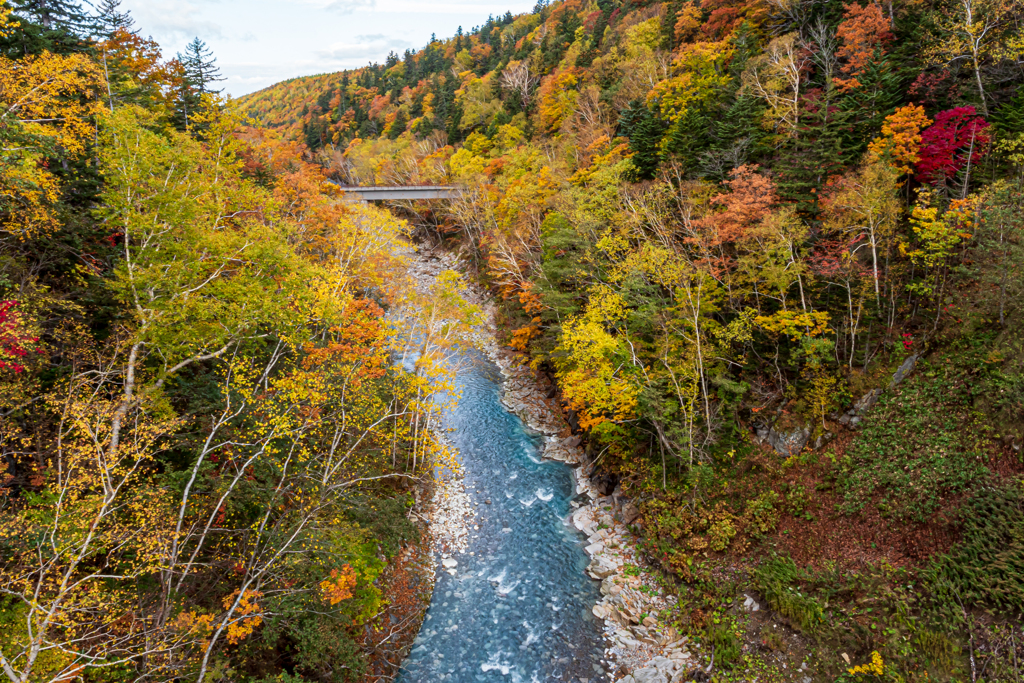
[
  {"xmin": 441, "ymin": 558, "xmax": 458, "ymax": 569},
  {"xmin": 620, "ymin": 500, "xmax": 641, "ymax": 524},
  {"xmin": 649, "ymin": 656, "xmax": 677, "ymax": 673},
  {"xmin": 631, "ymin": 667, "xmax": 669, "ymax": 683},
  {"xmin": 587, "ymin": 556, "xmax": 618, "ymax": 579}
]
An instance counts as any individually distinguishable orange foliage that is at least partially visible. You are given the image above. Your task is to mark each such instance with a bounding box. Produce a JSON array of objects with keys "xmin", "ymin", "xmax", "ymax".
[
  {"xmin": 319, "ymin": 565, "xmax": 358, "ymax": 605},
  {"xmin": 867, "ymin": 103, "xmax": 933, "ymax": 175},
  {"xmin": 835, "ymin": 2, "xmax": 893, "ymax": 91},
  {"xmin": 674, "ymin": 4, "xmax": 702, "ymax": 44},
  {"xmin": 700, "ymin": 164, "xmax": 778, "ymax": 246},
  {"xmin": 302, "ymin": 299, "xmax": 388, "ymax": 380},
  {"xmin": 222, "ymin": 589, "xmax": 263, "ymax": 645}
]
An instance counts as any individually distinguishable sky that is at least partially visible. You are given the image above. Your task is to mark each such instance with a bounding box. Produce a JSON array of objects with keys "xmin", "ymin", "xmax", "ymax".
[{"xmin": 119, "ymin": 0, "xmax": 538, "ymax": 97}]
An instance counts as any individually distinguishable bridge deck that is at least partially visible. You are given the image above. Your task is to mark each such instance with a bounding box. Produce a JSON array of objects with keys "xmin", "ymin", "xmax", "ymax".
[{"xmin": 337, "ymin": 185, "xmax": 460, "ymax": 201}]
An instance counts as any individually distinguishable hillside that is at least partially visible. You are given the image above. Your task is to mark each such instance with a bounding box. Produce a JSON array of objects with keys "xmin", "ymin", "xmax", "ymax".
[
  {"xmin": 0, "ymin": 3, "xmax": 450, "ymax": 682},
  {"xmin": 238, "ymin": 0, "xmax": 1024, "ymax": 680}
]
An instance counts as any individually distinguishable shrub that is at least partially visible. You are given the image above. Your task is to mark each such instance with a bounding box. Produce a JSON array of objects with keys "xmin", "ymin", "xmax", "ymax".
[
  {"xmin": 837, "ymin": 371, "xmax": 990, "ymax": 522},
  {"xmin": 926, "ymin": 479, "xmax": 1024, "ymax": 611},
  {"xmin": 745, "ymin": 490, "xmax": 781, "ymax": 536},
  {"xmin": 752, "ymin": 556, "xmax": 825, "ymax": 634},
  {"xmin": 703, "ymin": 621, "xmax": 742, "ymax": 670}
]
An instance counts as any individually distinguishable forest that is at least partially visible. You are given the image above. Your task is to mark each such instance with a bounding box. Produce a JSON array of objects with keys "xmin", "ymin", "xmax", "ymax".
[
  {"xmin": 0, "ymin": 0, "xmax": 491, "ymax": 681},
  {"xmin": 3, "ymin": 0, "xmax": 1024, "ymax": 680},
  {"xmin": 240, "ymin": 0, "xmax": 1024, "ymax": 680}
]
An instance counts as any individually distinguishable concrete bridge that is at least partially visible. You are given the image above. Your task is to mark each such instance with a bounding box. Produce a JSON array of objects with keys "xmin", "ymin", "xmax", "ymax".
[{"xmin": 337, "ymin": 185, "xmax": 461, "ymax": 201}]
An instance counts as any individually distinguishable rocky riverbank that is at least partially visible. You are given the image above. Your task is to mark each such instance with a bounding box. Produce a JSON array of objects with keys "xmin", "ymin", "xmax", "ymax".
[
  {"xmin": 491, "ymin": 345, "xmax": 700, "ymax": 683},
  {"xmin": 404, "ymin": 244, "xmax": 702, "ymax": 683}
]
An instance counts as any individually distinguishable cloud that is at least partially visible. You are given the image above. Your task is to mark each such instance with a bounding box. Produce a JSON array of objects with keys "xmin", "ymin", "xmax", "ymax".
[
  {"xmin": 124, "ymin": 0, "xmax": 222, "ymax": 43},
  {"xmin": 314, "ymin": 34, "xmax": 410, "ymax": 62},
  {"xmin": 323, "ymin": 0, "xmax": 376, "ymax": 13}
]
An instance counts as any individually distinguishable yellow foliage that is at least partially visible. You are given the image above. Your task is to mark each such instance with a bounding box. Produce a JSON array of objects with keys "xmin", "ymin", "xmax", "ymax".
[
  {"xmin": 0, "ymin": 0, "xmax": 18, "ymax": 38},
  {"xmin": 648, "ymin": 41, "xmax": 732, "ymax": 123},
  {"xmin": 900, "ymin": 190, "xmax": 978, "ymax": 295},
  {"xmin": 557, "ymin": 285, "xmax": 640, "ymax": 429},
  {"xmin": 0, "ymin": 50, "xmax": 103, "ymax": 237},
  {"xmin": 538, "ymin": 69, "xmax": 581, "ymax": 133},
  {"xmin": 848, "ymin": 651, "xmax": 887, "ymax": 678},
  {"xmin": 222, "ymin": 590, "xmax": 263, "ymax": 645},
  {"xmin": 755, "ymin": 310, "xmax": 831, "ymax": 340}
]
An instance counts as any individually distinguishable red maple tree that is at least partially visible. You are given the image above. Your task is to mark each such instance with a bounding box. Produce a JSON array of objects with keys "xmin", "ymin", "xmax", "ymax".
[{"xmin": 914, "ymin": 106, "xmax": 991, "ymax": 185}]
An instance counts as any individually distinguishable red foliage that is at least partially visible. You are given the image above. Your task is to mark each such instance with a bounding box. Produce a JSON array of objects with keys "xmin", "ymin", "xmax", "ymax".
[
  {"xmin": 807, "ymin": 234, "xmax": 868, "ymax": 279},
  {"xmin": 914, "ymin": 106, "xmax": 991, "ymax": 184},
  {"xmin": 909, "ymin": 70, "xmax": 959, "ymax": 109},
  {"xmin": 0, "ymin": 300, "xmax": 39, "ymax": 373},
  {"xmin": 699, "ymin": 0, "xmax": 756, "ymax": 38},
  {"xmin": 702, "ymin": 6, "xmax": 742, "ymax": 38}
]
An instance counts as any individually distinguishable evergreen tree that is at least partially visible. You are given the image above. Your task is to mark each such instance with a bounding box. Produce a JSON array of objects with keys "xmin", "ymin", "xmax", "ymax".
[
  {"xmin": 4, "ymin": 0, "xmax": 94, "ymax": 55},
  {"xmin": 776, "ymin": 88, "xmax": 851, "ymax": 216},
  {"xmin": 991, "ymin": 87, "xmax": 1024, "ymax": 135},
  {"xmin": 661, "ymin": 0, "xmax": 682, "ymax": 49},
  {"xmin": 172, "ymin": 37, "xmax": 224, "ymax": 131},
  {"xmin": 95, "ymin": 0, "xmax": 133, "ymax": 35},
  {"xmin": 388, "ymin": 110, "xmax": 407, "ymax": 140},
  {"xmin": 663, "ymin": 106, "xmax": 715, "ymax": 177},
  {"xmin": 619, "ymin": 101, "xmax": 668, "ymax": 180},
  {"xmin": 180, "ymin": 37, "xmax": 224, "ymax": 95},
  {"xmin": 837, "ymin": 51, "xmax": 905, "ymax": 158}
]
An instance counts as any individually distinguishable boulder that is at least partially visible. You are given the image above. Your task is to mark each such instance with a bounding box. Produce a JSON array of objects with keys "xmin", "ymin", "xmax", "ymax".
[
  {"xmin": 587, "ymin": 556, "xmax": 618, "ymax": 579},
  {"xmin": 768, "ymin": 423, "xmax": 810, "ymax": 457},
  {"xmin": 854, "ymin": 388, "xmax": 882, "ymax": 413},
  {"xmin": 620, "ymin": 501, "xmax": 641, "ymax": 524},
  {"xmin": 813, "ymin": 431, "xmax": 834, "ymax": 450},
  {"xmin": 755, "ymin": 425, "xmax": 770, "ymax": 443},
  {"xmin": 891, "ymin": 354, "xmax": 919, "ymax": 387},
  {"xmin": 632, "ymin": 666, "xmax": 669, "ymax": 683},
  {"xmin": 649, "ymin": 656, "xmax": 677, "ymax": 674}
]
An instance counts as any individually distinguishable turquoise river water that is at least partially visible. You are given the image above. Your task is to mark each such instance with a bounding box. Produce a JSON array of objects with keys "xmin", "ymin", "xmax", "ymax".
[{"xmin": 398, "ymin": 352, "xmax": 607, "ymax": 682}]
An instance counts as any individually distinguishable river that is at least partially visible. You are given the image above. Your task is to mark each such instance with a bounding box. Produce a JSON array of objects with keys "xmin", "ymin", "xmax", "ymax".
[{"xmin": 397, "ymin": 348, "xmax": 607, "ymax": 682}]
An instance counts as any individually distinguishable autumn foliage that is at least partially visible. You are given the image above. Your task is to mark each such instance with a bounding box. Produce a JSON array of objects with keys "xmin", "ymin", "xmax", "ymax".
[
  {"xmin": 835, "ymin": 2, "xmax": 894, "ymax": 91},
  {"xmin": 914, "ymin": 106, "xmax": 992, "ymax": 184}
]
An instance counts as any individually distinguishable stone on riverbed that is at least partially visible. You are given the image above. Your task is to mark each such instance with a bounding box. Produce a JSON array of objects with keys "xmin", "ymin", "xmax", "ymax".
[{"xmin": 587, "ymin": 556, "xmax": 618, "ymax": 579}]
